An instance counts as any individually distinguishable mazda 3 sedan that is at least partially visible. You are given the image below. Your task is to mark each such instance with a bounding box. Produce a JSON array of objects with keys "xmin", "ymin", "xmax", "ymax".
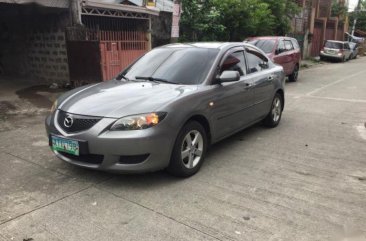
[{"xmin": 46, "ymin": 42, "xmax": 285, "ymax": 177}]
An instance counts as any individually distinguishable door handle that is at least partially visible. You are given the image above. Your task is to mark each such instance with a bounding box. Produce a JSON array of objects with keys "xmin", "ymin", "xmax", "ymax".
[
  {"xmin": 244, "ymin": 82, "xmax": 252, "ymax": 90},
  {"xmin": 267, "ymin": 75, "xmax": 274, "ymax": 82}
]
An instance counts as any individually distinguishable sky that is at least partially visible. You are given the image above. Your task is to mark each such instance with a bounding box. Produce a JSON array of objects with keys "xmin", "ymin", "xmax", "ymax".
[{"xmin": 348, "ymin": 0, "xmax": 359, "ymax": 11}]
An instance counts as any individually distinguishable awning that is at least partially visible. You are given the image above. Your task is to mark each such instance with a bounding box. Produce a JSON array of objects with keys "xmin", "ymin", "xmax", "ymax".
[{"xmin": 0, "ymin": 0, "xmax": 69, "ymax": 8}]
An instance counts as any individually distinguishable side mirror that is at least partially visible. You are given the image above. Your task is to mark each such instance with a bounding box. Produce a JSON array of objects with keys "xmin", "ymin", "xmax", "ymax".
[
  {"xmin": 276, "ymin": 48, "xmax": 285, "ymax": 55},
  {"xmin": 218, "ymin": 71, "xmax": 240, "ymax": 83}
]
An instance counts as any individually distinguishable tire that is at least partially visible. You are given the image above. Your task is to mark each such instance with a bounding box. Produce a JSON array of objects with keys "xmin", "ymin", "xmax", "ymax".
[
  {"xmin": 263, "ymin": 93, "xmax": 283, "ymax": 128},
  {"xmin": 167, "ymin": 121, "xmax": 207, "ymax": 177},
  {"xmin": 342, "ymin": 56, "xmax": 346, "ymax": 62},
  {"xmin": 288, "ymin": 64, "xmax": 299, "ymax": 82}
]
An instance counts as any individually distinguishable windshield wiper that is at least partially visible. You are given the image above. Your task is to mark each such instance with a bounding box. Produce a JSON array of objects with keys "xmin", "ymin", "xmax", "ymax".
[
  {"xmin": 135, "ymin": 76, "xmax": 176, "ymax": 84},
  {"xmin": 116, "ymin": 73, "xmax": 130, "ymax": 81}
]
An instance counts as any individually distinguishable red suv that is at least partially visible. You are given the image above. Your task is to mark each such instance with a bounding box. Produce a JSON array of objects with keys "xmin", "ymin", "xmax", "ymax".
[{"xmin": 246, "ymin": 36, "xmax": 301, "ymax": 82}]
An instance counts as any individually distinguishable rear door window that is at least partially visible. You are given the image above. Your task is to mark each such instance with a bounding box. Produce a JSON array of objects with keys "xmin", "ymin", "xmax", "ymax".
[
  {"xmin": 291, "ymin": 39, "xmax": 300, "ymax": 49},
  {"xmin": 245, "ymin": 49, "xmax": 269, "ymax": 74}
]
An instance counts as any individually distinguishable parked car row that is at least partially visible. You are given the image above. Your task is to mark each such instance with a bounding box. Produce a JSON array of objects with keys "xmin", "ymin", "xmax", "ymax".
[{"xmin": 320, "ymin": 40, "xmax": 359, "ymax": 62}]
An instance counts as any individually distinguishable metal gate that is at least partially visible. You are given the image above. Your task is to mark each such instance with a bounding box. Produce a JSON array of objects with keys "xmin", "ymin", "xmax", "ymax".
[
  {"xmin": 99, "ymin": 33, "xmax": 147, "ymax": 80},
  {"xmin": 325, "ymin": 22, "xmax": 336, "ymax": 41},
  {"xmin": 311, "ymin": 21, "xmax": 324, "ymax": 57},
  {"xmin": 67, "ymin": 41, "xmax": 102, "ymax": 85},
  {"xmin": 82, "ymin": 16, "xmax": 149, "ymax": 81},
  {"xmin": 337, "ymin": 26, "xmax": 344, "ymax": 41}
]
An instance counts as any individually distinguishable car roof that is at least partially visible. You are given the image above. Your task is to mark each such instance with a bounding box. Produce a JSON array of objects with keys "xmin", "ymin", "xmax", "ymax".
[
  {"xmin": 326, "ymin": 40, "xmax": 346, "ymax": 44},
  {"xmin": 247, "ymin": 36, "xmax": 295, "ymax": 40},
  {"xmin": 161, "ymin": 42, "xmax": 253, "ymax": 50}
]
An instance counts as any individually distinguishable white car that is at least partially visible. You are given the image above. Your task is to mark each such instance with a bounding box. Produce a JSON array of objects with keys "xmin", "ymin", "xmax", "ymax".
[{"xmin": 320, "ymin": 40, "xmax": 352, "ymax": 62}]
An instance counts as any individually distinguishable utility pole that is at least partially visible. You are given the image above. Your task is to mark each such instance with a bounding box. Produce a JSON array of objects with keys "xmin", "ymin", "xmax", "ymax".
[
  {"xmin": 351, "ymin": 0, "xmax": 362, "ymax": 36},
  {"xmin": 70, "ymin": 0, "xmax": 82, "ymax": 26}
]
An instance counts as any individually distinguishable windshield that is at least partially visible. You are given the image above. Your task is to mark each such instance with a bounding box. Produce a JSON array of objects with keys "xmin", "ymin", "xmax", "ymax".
[
  {"xmin": 249, "ymin": 39, "xmax": 276, "ymax": 53},
  {"xmin": 325, "ymin": 41, "xmax": 342, "ymax": 49},
  {"xmin": 121, "ymin": 48, "xmax": 220, "ymax": 85}
]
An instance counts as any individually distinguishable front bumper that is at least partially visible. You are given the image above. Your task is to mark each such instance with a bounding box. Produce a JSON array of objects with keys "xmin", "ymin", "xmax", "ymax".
[{"xmin": 45, "ymin": 111, "xmax": 176, "ymax": 173}]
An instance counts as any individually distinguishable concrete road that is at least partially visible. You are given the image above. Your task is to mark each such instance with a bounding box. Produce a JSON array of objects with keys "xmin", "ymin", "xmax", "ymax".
[{"xmin": 1, "ymin": 58, "xmax": 366, "ymax": 241}]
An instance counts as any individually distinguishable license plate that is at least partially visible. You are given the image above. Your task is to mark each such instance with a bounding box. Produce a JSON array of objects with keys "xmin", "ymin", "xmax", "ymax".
[{"xmin": 51, "ymin": 136, "xmax": 79, "ymax": 156}]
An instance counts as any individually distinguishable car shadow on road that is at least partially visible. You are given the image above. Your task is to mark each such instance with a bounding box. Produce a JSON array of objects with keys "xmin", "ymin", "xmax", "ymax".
[{"xmin": 94, "ymin": 122, "xmax": 267, "ymax": 190}]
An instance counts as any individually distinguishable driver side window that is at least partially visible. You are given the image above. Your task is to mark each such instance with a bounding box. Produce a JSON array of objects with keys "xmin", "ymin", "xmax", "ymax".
[{"xmin": 220, "ymin": 51, "xmax": 246, "ymax": 76}]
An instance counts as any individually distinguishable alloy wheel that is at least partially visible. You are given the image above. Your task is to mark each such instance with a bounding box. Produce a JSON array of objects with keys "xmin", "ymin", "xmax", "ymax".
[
  {"xmin": 271, "ymin": 97, "xmax": 282, "ymax": 123},
  {"xmin": 181, "ymin": 130, "xmax": 203, "ymax": 169}
]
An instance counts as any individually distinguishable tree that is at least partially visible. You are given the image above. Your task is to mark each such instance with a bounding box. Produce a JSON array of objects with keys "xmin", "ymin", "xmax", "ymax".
[
  {"xmin": 260, "ymin": 0, "xmax": 300, "ymax": 35},
  {"xmin": 179, "ymin": 0, "xmax": 300, "ymax": 42},
  {"xmin": 213, "ymin": 0, "xmax": 275, "ymax": 40},
  {"xmin": 179, "ymin": 0, "xmax": 225, "ymax": 41},
  {"xmin": 331, "ymin": 0, "xmax": 348, "ymax": 20},
  {"xmin": 349, "ymin": 0, "xmax": 366, "ymax": 32}
]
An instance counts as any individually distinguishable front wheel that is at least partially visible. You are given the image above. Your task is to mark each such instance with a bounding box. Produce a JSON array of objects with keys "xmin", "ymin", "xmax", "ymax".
[
  {"xmin": 167, "ymin": 121, "xmax": 207, "ymax": 177},
  {"xmin": 263, "ymin": 93, "xmax": 283, "ymax": 128}
]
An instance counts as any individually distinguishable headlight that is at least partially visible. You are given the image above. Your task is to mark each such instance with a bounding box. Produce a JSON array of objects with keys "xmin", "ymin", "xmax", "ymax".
[
  {"xmin": 50, "ymin": 100, "xmax": 58, "ymax": 113},
  {"xmin": 110, "ymin": 112, "xmax": 167, "ymax": 131}
]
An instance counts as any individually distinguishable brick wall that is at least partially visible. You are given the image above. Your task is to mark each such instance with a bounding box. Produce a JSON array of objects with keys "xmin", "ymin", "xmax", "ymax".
[
  {"xmin": 0, "ymin": 4, "xmax": 71, "ymax": 85},
  {"xmin": 26, "ymin": 29, "xmax": 69, "ymax": 84},
  {"xmin": 151, "ymin": 11, "xmax": 172, "ymax": 48}
]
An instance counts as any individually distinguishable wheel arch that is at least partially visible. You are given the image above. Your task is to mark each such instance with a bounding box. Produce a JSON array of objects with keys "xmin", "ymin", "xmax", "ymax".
[
  {"xmin": 276, "ymin": 89, "xmax": 285, "ymax": 111},
  {"xmin": 184, "ymin": 114, "xmax": 212, "ymax": 145}
]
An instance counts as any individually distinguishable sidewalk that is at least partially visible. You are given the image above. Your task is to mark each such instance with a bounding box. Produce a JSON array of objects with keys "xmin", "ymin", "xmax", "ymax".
[{"xmin": 0, "ymin": 77, "xmax": 64, "ymax": 131}]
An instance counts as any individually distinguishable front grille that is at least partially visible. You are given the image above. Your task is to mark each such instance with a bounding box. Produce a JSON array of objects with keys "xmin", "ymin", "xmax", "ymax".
[
  {"xmin": 57, "ymin": 110, "xmax": 102, "ymax": 133},
  {"xmin": 59, "ymin": 151, "xmax": 104, "ymax": 165},
  {"xmin": 119, "ymin": 154, "xmax": 149, "ymax": 164}
]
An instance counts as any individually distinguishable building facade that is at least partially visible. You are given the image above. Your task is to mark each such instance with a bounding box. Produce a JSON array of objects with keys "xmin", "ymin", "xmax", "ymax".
[
  {"xmin": 290, "ymin": 0, "xmax": 349, "ymax": 58},
  {"xmin": 0, "ymin": 0, "xmax": 176, "ymax": 86}
]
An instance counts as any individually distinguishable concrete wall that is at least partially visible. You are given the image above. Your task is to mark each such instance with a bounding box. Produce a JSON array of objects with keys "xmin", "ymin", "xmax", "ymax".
[
  {"xmin": 0, "ymin": 4, "xmax": 70, "ymax": 85},
  {"xmin": 151, "ymin": 11, "xmax": 172, "ymax": 48},
  {"xmin": 26, "ymin": 28, "xmax": 69, "ymax": 84}
]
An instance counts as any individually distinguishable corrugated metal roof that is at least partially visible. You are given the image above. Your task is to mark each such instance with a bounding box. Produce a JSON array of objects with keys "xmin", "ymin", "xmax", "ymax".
[{"xmin": 0, "ymin": 0, "xmax": 69, "ymax": 8}]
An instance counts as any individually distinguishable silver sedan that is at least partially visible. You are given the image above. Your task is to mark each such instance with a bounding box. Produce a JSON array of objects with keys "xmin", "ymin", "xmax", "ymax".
[{"xmin": 45, "ymin": 42, "xmax": 285, "ymax": 177}]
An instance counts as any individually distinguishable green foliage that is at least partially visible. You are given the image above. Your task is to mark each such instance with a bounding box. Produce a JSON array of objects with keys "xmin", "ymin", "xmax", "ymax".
[
  {"xmin": 180, "ymin": 0, "xmax": 300, "ymax": 42},
  {"xmin": 261, "ymin": 0, "xmax": 300, "ymax": 35},
  {"xmin": 331, "ymin": 0, "xmax": 348, "ymax": 19},
  {"xmin": 349, "ymin": 0, "xmax": 366, "ymax": 32},
  {"xmin": 179, "ymin": 0, "xmax": 225, "ymax": 41}
]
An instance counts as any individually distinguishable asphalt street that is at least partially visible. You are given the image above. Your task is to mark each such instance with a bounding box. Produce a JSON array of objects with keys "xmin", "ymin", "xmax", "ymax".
[{"xmin": 0, "ymin": 57, "xmax": 366, "ymax": 241}]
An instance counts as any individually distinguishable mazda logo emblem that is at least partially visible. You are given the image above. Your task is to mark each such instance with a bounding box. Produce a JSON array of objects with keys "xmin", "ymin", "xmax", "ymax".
[{"xmin": 64, "ymin": 115, "xmax": 73, "ymax": 128}]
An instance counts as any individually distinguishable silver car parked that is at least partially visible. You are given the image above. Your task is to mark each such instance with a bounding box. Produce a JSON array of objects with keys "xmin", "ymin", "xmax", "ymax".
[
  {"xmin": 45, "ymin": 42, "xmax": 285, "ymax": 177},
  {"xmin": 320, "ymin": 40, "xmax": 352, "ymax": 62}
]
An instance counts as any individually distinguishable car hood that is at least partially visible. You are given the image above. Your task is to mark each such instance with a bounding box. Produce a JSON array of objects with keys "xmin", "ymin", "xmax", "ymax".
[{"xmin": 58, "ymin": 80, "xmax": 198, "ymax": 118}]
